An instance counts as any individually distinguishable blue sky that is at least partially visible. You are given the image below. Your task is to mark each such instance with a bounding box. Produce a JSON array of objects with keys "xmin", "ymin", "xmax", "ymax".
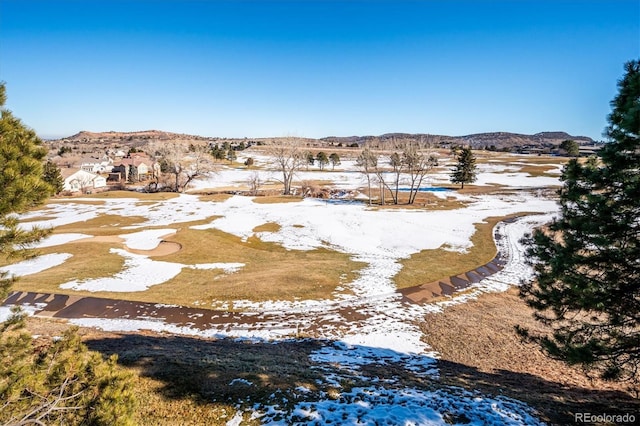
[{"xmin": 0, "ymin": 0, "xmax": 638, "ymax": 140}]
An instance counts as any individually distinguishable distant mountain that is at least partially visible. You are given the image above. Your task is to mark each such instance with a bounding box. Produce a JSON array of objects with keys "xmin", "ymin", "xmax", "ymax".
[
  {"xmin": 51, "ymin": 130, "xmax": 596, "ymax": 152},
  {"xmin": 458, "ymin": 131, "xmax": 593, "ymax": 147},
  {"xmin": 321, "ymin": 131, "xmax": 595, "ymax": 150},
  {"xmin": 62, "ymin": 130, "xmax": 214, "ymax": 143}
]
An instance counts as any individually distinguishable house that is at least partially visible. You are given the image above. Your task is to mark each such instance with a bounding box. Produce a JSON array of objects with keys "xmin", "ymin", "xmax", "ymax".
[
  {"xmin": 578, "ymin": 145, "xmax": 603, "ymax": 156},
  {"xmin": 62, "ymin": 169, "xmax": 107, "ymax": 193},
  {"xmin": 106, "ymin": 148, "xmax": 127, "ymax": 158},
  {"xmin": 80, "ymin": 156, "xmax": 114, "ymax": 174},
  {"xmin": 110, "ymin": 154, "xmax": 154, "ymax": 182}
]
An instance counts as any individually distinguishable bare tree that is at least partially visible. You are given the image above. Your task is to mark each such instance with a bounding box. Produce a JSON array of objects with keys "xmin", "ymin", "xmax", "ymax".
[
  {"xmin": 388, "ymin": 152, "xmax": 402, "ymax": 204},
  {"xmin": 356, "ymin": 147, "xmax": 378, "ymax": 206},
  {"xmin": 359, "ymin": 140, "xmax": 438, "ymax": 206},
  {"xmin": 268, "ymin": 139, "xmax": 305, "ymax": 195},
  {"xmin": 152, "ymin": 141, "xmax": 216, "ymax": 192},
  {"xmin": 374, "ymin": 152, "xmax": 402, "ymax": 205},
  {"xmin": 247, "ymin": 171, "xmax": 262, "ymax": 196},
  {"xmin": 74, "ymin": 172, "xmax": 95, "ymax": 194},
  {"xmin": 403, "ymin": 143, "xmax": 439, "ymax": 204}
]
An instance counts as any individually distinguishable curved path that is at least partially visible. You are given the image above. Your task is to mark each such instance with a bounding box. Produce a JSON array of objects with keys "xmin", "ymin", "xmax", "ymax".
[
  {"xmin": 398, "ymin": 216, "xmax": 518, "ymax": 303},
  {"xmin": 2, "ymin": 215, "xmax": 539, "ymax": 340}
]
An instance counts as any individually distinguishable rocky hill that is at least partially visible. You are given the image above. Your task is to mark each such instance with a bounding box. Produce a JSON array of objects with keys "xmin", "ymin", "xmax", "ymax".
[
  {"xmin": 50, "ymin": 130, "xmax": 317, "ymax": 147},
  {"xmin": 458, "ymin": 131, "xmax": 594, "ymax": 148},
  {"xmin": 61, "ymin": 130, "xmax": 215, "ymax": 144},
  {"xmin": 49, "ymin": 130, "xmax": 597, "ymax": 153},
  {"xmin": 321, "ymin": 131, "xmax": 595, "ymax": 150}
]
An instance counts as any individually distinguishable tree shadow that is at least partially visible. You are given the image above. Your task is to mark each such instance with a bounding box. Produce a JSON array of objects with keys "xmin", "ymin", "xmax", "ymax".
[
  {"xmin": 84, "ymin": 332, "xmax": 639, "ymax": 425},
  {"xmin": 436, "ymin": 359, "xmax": 639, "ymax": 425},
  {"xmin": 85, "ymin": 333, "xmax": 329, "ymax": 405}
]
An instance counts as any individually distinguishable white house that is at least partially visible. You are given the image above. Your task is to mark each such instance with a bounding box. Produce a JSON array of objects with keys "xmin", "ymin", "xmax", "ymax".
[
  {"xmin": 107, "ymin": 148, "xmax": 127, "ymax": 158},
  {"xmin": 80, "ymin": 156, "xmax": 114, "ymax": 174},
  {"xmin": 62, "ymin": 169, "xmax": 107, "ymax": 193}
]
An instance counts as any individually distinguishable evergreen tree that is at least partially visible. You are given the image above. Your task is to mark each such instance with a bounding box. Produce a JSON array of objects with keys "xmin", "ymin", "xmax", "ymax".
[
  {"xmin": 226, "ymin": 148, "xmax": 237, "ymax": 164},
  {"xmin": 0, "ymin": 320, "xmax": 136, "ymax": 425},
  {"xmin": 306, "ymin": 151, "xmax": 315, "ymax": 168},
  {"xmin": 0, "ymin": 83, "xmax": 137, "ymax": 423},
  {"xmin": 316, "ymin": 151, "xmax": 329, "ymax": 171},
  {"xmin": 519, "ymin": 60, "xmax": 640, "ymax": 384},
  {"xmin": 210, "ymin": 144, "xmax": 225, "ymax": 160},
  {"xmin": 329, "ymin": 152, "xmax": 341, "ymax": 170},
  {"xmin": 57, "ymin": 146, "xmax": 72, "ymax": 156},
  {"xmin": 450, "ymin": 146, "xmax": 477, "ymax": 189},
  {"xmin": 214, "ymin": 145, "xmax": 225, "ymax": 161},
  {"xmin": 0, "ymin": 83, "xmax": 52, "ymax": 291},
  {"xmin": 42, "ymin": 160, "xmax": 64, "ymax": 195},
  {"xmin": 127, "ymin": 164, "xmax": 137, "ymax": 183},
  {"xmin": 559, "ymin": 139, "xmax": 580, "ymax": 157}
]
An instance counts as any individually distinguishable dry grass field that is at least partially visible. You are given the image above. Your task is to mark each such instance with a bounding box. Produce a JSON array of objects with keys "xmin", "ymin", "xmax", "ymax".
[
  {"xmin": 421, "ymin": 287, "xmax": 640, "ymax": 425},
  {"xmin": 12, "ymin": 218, "xmax": 362, "ymax": 307},
  {"xmin": 6, "ymin": 183, "xmax": 538, "ymax": 307},
  {"xmin": 5, "ymin": 175, "xmax": 527, "ymax": 294},
  {"xmin": 158, "ymin": 226, "xmax": 362, "ymax": 304},
  {"xmin": 395, "ymin": 215, "xmax": 506, "ymax": 288}
]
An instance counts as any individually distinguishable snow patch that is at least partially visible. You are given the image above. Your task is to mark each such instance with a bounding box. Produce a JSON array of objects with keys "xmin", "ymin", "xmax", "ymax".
[
  {"xmin": 267, "ymin": 386, "xmax": 544, "ymax": 425},
  {"xmin": 120, "ymin": 228, "xmax": 177, "ymax": 250},
  {"xmin": 0, "ymin": 253, "xmax": 72, "ymax": 277},
  {"xmin": 32, "ymin": 233, "xmax": 91, "ymax": 248},
  {"xmin": 60, "ymin": 249, "xmax": 183, "ymax": 292}
]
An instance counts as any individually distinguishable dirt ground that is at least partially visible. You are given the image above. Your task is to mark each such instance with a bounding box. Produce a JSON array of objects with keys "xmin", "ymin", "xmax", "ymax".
[{"xmin": 421, "ymin": 287, "xmax": 640, "ymax": 425}]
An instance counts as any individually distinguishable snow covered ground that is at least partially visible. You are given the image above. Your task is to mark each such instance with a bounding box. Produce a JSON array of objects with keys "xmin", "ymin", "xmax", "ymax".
[
  {"xmin": 0, "ymin": 253, "xmax": 72, "ymax": 277},
  {"xmin": 191, "ymin": 151, "xmax": 562, "ymax": 192},
  {"xmin": 2, "ymin": 157, "xmax": 561, "ymax": 425},
  {"xmin": 59, "ymin": 248, "xmax": 245, "ymax": 292}
]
